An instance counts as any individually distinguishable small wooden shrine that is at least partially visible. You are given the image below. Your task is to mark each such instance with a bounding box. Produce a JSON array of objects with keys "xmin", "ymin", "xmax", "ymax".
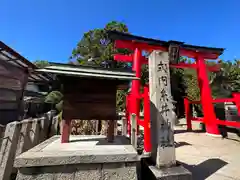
[{"xmin": 36, "ymin": 62, "xmax": 137, "ymax": 143}]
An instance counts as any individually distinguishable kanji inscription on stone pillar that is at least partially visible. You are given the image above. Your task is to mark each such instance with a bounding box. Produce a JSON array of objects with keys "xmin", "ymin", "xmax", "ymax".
[{"xmin": 149, "ymin": 50, "xmax": 176, "ymax": 168}]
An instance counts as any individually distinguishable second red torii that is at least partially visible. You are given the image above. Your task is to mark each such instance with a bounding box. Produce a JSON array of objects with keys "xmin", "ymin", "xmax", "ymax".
[{"xmin": 108, "ymin": 30, "xmax": 225, "ymax": 136}]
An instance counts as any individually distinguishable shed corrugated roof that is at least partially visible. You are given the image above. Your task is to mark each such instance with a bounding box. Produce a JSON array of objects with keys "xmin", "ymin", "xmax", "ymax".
[
  {"xmin": 35, "ymin": 62, "xmax": 138, "ymax": 80},
  {"xmin": 0, "ymin": 41, "xmax": 52, "ymax": 83}
]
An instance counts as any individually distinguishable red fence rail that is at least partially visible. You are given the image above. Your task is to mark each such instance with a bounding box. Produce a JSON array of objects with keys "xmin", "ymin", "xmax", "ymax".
[{"xmin": 184, "ymin": 94, "xmax": 240, "ymax": 131}]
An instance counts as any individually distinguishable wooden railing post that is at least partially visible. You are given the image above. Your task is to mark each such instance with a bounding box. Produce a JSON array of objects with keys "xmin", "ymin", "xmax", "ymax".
[
  {"xmin": 184, "ymin": 98, "xmax": 192, "ymax": 131},
  {"xmin": 107, "ymin": 120, "xmax": 114, "ymax": 142}
]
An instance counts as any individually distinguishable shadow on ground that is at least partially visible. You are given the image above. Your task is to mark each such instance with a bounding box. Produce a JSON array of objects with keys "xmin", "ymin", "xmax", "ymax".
[
  {"xmin": 179, "ymin": 158, "xmax": 228, "ymax": 180},
  {"xmin": 70, "ymin": 135, "xmax": 131, "ymax": 145},
  {"xmin": 174, "ymin": 141, "xmax": 192, "ymax": 148},
  {"xmin": 174, "ymin": 129, "xmax": 204, "ymax": 134}
]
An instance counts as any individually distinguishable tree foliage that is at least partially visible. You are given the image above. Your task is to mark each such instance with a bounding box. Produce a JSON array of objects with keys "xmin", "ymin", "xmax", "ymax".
[
  {"xmin": 33, "ymin": 60, "xmax": 63, "ymax": 113},
  {"xmin": 70, "ymin": 21, "xmax": 129, "ymax": 68},
  {"xmin": 210, "ymin": 60, "xmax": 240, "ymax": 98},
  {"xmin": 183, "ymin": 59, "xmax": 240, "ymax": 101},
  {"xmin": 33, "ymin": 60, "xmax": 49, "ymax": 68}
]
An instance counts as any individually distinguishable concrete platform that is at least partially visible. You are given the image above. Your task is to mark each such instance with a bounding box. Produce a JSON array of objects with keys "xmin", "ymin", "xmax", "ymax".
[
  {"xmin": 15, "ymin": 135, "xmax": 139, "ymax": 180},
  {"xmin": 175, "ymin": 119, "xmax": 240, "ymax": 180}
]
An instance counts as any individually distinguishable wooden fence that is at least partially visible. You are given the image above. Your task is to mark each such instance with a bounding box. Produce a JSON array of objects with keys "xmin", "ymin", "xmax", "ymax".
[{"xmin": 0, "ymin": 111, "xmax": 59, "ymax": 180}]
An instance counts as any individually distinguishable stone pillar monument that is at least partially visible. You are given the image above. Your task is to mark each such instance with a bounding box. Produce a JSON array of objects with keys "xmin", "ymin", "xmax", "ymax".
[
  {"xmin": 147, "ymin": 50, "xmax": 192, "ymax": 179},
  {"xmin": 149, "ymin": 50, "xmax": 175, "ymax": 167}
]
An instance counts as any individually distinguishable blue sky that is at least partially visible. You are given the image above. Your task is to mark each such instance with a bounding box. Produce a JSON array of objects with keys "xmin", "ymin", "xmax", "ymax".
[{"xmin": 1, "ymin": 0, "xmax": 240, "ymax": 63}]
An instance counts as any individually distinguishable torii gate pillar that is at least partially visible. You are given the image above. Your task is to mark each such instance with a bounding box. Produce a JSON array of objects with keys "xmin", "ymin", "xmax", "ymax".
[{"xmin": 148, "ymin": 50, "xmax": 192, "ymax": 179}]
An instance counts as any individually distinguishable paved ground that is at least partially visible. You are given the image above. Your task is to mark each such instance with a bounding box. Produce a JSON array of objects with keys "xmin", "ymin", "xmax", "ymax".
[{"xmin": 175, "ymin": 119, "xmax": 240, "ymax": 180}]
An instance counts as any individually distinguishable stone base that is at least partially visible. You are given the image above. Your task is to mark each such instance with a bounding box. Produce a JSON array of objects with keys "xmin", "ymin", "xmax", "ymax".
[
  {"xmin": 14, "ymin": 135, "xmax": 139, "ymax": 180},
  {"xmin": 205, "ymin": 132, "xmax": 222, "ymax": 138},
  {"xmin": 148, "ymin": 165, "xmax": 192, "ymax": 180},
  {"xmin": 140, "ymin": 159, "xmax": 192, "ymax": 180},
  {"xmin": 16, "ymin": 162, "xmax": 137, "ymax": 180}
]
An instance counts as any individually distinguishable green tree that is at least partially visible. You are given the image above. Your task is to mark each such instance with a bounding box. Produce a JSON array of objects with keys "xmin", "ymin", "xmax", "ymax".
[
  {"xmin": 181, "ymin": 58, "xmax": 240, "ymax": 117},
  {"xmin": 33, "ymin": 60, "xmax": 49, "ymax": 68},
  {"xmin": 33, "ymin": 60, "xmax": 63, "ymax": 114},
  {"xmin": 70, "ymin": 21, "xmax": 129, "ymax": 67},
  {"xmin": 210, "ymin": 60, "xmax": 240, "ymax": 98}
]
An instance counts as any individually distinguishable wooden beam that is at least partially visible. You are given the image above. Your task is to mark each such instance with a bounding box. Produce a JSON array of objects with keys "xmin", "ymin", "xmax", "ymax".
[
  {"xmin": 114, "ymin": 40, "xmax": 220, "ymax": 60},
  {"xmin": 114, "ymin": 54, "xmax": 220, "ymax": 72},
  {"xmin": 107, "ymin": 120, "xmax": 114, "ymax": 142}
]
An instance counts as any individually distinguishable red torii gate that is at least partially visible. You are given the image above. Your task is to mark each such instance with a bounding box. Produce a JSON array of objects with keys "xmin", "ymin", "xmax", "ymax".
[{"xmin": 108, "ymin": 31, "xmax": 224, "ymax": 136}]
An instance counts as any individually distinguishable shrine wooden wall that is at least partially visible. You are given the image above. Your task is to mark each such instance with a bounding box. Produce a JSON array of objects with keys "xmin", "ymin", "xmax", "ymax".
[{"xmin": 60, "ymin": 76, "xmax": 118, "ymax": 120}]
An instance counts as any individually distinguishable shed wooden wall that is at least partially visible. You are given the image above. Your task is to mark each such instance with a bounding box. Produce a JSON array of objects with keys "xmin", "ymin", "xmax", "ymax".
[
  {"xmin": 0, "ymin": 59, "xmax": 28, "ymax": 124},
  {"xmin": 60, "ymin": 76, "xmax": 118, "ymax": 120}
]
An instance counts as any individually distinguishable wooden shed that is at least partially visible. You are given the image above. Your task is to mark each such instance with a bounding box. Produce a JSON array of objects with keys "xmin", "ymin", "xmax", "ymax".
[
  {"xmin": 36, "ymin": 62, "xmax": 138, "ymax": 142},
  {"xmin": 0, "ymin": 41, "xmax": 52, "ymax": 124}
]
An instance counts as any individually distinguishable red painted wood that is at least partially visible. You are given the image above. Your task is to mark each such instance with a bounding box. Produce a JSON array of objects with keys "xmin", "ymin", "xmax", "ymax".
[
  {"xmin": 131, "ymin": 48, "xmax": 142, "ymax": 137},
  {"xmin": 115, "ymin": 40, "xmax": 167, "ymax": 52},
  {"xmin": 196, "ymin": 55, "xmax": 220, "ymax": 135},
  {"xmin": 114, "ymin": 40, "xmax": 220, "ymax": 59},
  {"xmin": 137, "ymin": 119, "xmax": 144, "ymax": 126},
  {"xmin": 190, "ymin": 100, "xmax": 201, "ymax": 104},
  {"xmin": 216, "ymin": 119, "xmax": 240, "ymax": 128},
  {"xmin": 114, "ymin": 54, "xmax": 133, "ymax": 62},
  {"xmin": 207, "ymin": 65, "xmax": 221, "ymax": 72},
  {"xmin": 189, "ymin": 118, "xmax": 240, "ymax": 128},
  {"xmin": 114, "ymin": 54, "xmax": 148, "ymax": 64},
  {"xmin": 143, "ymin": 86, "xmax": 151, "ymax": 152},
  {"xmin": 170, "ymin": 63, "xmax": 197, "ymax": 69},
  {"xmin": 61, "ymin": 119, "xmax": 71, "ymax": 143},
  {"xmin": 116, "ymin": 38, "xmax": 222, "ymax": 150},
  {"xmin": 212, "ymin": 98, "xmax": 234, "ymax": 103},
  {"xmin": 126, "ymin": 94, "xmax": 131, "ymax": 136},
  {"xmin": 114, "ymin": 54, "xmax": 220, "ymax": 72},
  {"xmin": 184, "ymin": 98, "xmax": 192, "ymax": 131},
  {"xmin": 233, "ymin": 93, "xmax": 240, "ymax": 115},
  {"xmin": 170, "ymin": 63, "xmax": 220, "ymax": 72},
  {"xmin": 191, "ymin": 117, "xmax": 204, "ymax": 122},
  {"xmin": 180, "ymin": 49, "xmax": 219, "ymax": 59}
]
